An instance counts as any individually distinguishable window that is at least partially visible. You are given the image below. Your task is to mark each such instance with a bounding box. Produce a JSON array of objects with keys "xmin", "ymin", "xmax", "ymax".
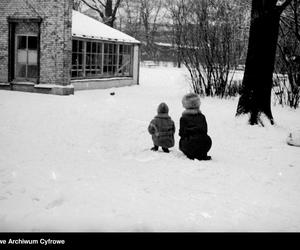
[
  {"xmin": 103, "ymin": 43, "xmax": 117, "ymax": 76},
  {"xmin": 15, "ymin": 35, "xmax": 38, "ymax": 80},
  {"xmin": 71, "ymin": 40, "xmax": 84, "ymax": 78},
  {"xmin": 71, "ymin": 39, "xmax": 134, "ymax": 79},
  {"xmin": 117, "ymin": 44, "xmax": 133, "ymax": 76},
  {"xmin": 86, "ymin": 41, "xmax": 102, "ymax": 77}
]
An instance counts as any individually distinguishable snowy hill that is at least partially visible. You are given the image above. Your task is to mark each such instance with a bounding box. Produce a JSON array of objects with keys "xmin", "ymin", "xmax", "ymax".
[{"xmin": 0, "ymin": 66, "xmax": 300, "ymax": 232}]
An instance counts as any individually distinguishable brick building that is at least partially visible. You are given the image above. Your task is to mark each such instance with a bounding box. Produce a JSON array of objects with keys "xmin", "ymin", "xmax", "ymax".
[{"xmin": 0, "ymin": 0, "xmax": 140, "ymax": 95}]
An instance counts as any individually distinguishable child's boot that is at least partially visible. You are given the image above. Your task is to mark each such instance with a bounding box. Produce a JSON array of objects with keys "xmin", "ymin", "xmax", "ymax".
[
  {"xmin": 197, "ymin": 155, "xmax": 212, "ymax": 161},
  {"xmin": 162, "ymin": 148, "xmax": 170, "ymax": 153},
  {"xmin": 151, "ymin": 145, "xmax": 159, "ymax": 151}
]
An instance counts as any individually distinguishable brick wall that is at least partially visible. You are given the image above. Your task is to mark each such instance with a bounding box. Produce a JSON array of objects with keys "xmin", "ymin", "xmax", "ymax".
[{"xmin": 0, "ymin": 0, "xmax": 72, "ymax": 87}]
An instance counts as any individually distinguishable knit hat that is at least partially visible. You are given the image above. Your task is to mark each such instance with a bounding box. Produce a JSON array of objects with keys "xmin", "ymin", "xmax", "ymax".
[
  {"xmin": 157, "ymin": 102, "xmax": 169, "ymax": 114},
  {"xmin": 182, "ymin": 93, "xmax": 200, "ymax": 109}
]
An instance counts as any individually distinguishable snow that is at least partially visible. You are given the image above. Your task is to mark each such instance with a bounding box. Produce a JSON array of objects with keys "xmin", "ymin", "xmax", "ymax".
[
  {"xmin": 0, "ymin": 66, "xmax": 300, "ymax": 232},
  {"xmin": 72, "ymin": 10, "xmax": 140, "ymax": 44}
]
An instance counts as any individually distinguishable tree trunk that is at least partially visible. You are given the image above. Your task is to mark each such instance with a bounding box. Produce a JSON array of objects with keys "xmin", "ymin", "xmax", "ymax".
[
  {"xmin": 236, "ymin": 1, "xmax": 281, "ymax": 125},
  {"xmin": 104, "ymin": 0, "xmax": 114, "ymax": 27}
]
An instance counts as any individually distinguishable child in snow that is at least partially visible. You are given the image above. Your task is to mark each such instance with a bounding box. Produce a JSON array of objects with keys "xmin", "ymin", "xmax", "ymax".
[
  {"xmin": 148, "ymin": 102, "xmax": 175, "ymax": 153},
  {"xmin": 179, "ymin": 93, "xmax": 212, "ymax": 160}
]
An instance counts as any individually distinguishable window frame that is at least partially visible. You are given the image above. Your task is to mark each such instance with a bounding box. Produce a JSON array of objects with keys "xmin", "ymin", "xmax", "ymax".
[
  {"xmin": 14, "ymin": 33, "xmax": 39, "ymax": 81},
  {"xmin": 71, "ymin": 38, "xmax": 134, "ymax": 80},
  {"xmin": 71, "ymin": 39, "xmax": 84, "ymax": 78}
]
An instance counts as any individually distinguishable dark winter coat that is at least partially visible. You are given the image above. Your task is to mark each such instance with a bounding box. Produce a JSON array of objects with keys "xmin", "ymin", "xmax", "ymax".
[
  {"xmin": 148, "ymin": 113, "xmax": 175, "ymax": 148},
  {"xmin": 179, "ymin": 109, "xmax": 212, "ymax": 158}
]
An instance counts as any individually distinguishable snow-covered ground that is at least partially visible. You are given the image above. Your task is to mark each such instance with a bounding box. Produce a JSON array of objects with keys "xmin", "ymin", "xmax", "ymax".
[{"xmin": 0, "ymin": 66, "xmax": 300, "ymax": 232}]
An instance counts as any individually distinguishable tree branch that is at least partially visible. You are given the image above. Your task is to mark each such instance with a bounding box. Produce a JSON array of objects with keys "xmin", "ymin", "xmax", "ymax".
[
  {"xmin": 276, "ymin": 0, "xmax": 293, "ymax": 13},
  {"xmin": 96, "ymin": 0, "xmax": 106, "ymax": 8},
  {"xmin": 293, "ymin": 0, "xmax": 300, "ymax": 41},
  {"xmin": 81, "ymin": 0, "xmax": 104, "ymax": 18},
  {"xmin": 112, "ymin": 0, "xmax": 122, "ymax": 17}
]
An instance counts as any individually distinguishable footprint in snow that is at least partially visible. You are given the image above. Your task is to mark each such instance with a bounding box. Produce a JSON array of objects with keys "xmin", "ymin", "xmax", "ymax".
[{"xmin": 45, "ymin": 197, "xmax": 65, "ymax": 210}]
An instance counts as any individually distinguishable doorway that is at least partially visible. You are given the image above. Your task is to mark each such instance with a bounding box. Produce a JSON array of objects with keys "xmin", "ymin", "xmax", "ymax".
[{"xmin": 15, "ymin": 35, "xmax": 38, "ymax": 82}]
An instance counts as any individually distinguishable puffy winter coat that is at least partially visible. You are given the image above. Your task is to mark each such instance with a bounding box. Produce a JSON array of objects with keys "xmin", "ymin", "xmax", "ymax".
[
  {"xmin": 148, "ymin": 114, "xmax": 175, "ymax": 148},
  {"xmin": 179, "ymin": 110, "xmax": 212, "ymax": 157}
]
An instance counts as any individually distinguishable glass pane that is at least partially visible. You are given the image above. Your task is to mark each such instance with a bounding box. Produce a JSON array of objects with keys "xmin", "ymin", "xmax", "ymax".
[
  {"xmin": 27, "ymin": 65, "xmax": 38, "ymax": 78},
  {"xmin": 109, "ymin": 44, "xmax": 113, "ymax": 53},
  {"xmin": 104, "ymin": 55, "xmax": 108, "ymax": 65},
  {"xmin": 78, "ymin": 41, "xmax": 83, "ymax": 52},
  {"xmin": 86, "ymin": 42, "xmax": 91, "ymax": 53},
  {"xmin": 16, "ymin": 64, "xmax": 26, "ymax": 78},
  {"xmin": 28, "ymin": 50, "xmax": 37, "ymax": 64},
  {"xmin": 119, "ymin": 45, "xmax": 123, "ymax": 53},
  {"xmin": 86, "ymin": 54, "xmax": 91, "ymax": 65},
  {"xmin": 91, "ymin": 54, "xmax": 96, "ymax": 65},
  {"xmin": 71, "ymin": 71, "xmax": 78, "ymax": 77},
  {"xmin": 28, "ymin": 36, "xmax": 37, "ymax": 50},
  {"xmin": 78, "ymin": 54, "xmax": 83, "ymax": 64},
  {"xmin": 124, "ymin": 45, "xmax": 129, "ymax": 53},
  {"xmin": 92, "ymin": 42, "xmax": 97, "ymax": 53},
  {"xmin": 124, "ymin": 54, "xmax": 131, "ymax": 63},
  {"xmin": 97, "ymin": 43, "xmax": 102, "ymax": 53},
  {"xmin": 108, "ymin": 55, "xmax": 113, "ymax": 65},
  {"xmin": 96, "ymin": 55, "xmax": 102, "ymax": 66},
  {"xmin": 17, "ymin": 50, "xmax": 27, "ymax": 64},
  {"xmin": 17, "ymin": 36, "xmax": 27, "ymax": 49},
  {"xmin": 72, "ymin": 54, "xmax": 77, "ymax": 65},
  {"xmin": 72, "ymin": 40, "xmax": 78, "ymax": 53},
  {"xmin": 103, "ymin": 65, "xmax": 108, "ymax": 73},
  {"xmin": 124, "ymin": 68, "xmax": 129, "ymax": 75},
  {"xmin": 119, "ymin": 55, "xmax": 123, "ymax": 65},
  {"xmin": 104, "ymin": 43, "xmax": 109, "ymax": 53}
]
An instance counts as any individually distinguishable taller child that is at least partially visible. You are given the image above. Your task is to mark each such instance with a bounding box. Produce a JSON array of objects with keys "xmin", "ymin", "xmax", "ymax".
[{"xmin": 179, "ymin": 93, "xmax": 212, "ymax": 160}]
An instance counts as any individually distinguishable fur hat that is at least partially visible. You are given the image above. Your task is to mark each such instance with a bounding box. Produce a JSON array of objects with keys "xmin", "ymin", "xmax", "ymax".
[
  {"xmin": 157, "ymin": 102, "xmax": 169, "ymax": 114},
  {"xmin": 182, "ymin": 93, "xmax": 200, "ymax": 109}
]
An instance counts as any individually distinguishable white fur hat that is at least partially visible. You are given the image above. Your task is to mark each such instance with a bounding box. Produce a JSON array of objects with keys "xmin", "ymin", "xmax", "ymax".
[{"xmin": 182, "ymin": 93, "xmax": 200, "ymax": 109}]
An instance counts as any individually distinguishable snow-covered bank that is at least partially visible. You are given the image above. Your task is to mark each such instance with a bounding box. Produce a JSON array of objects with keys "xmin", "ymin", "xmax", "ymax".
[{"xmin": 0, "ymin": 66, "xmax": 300, "ymax": 232}]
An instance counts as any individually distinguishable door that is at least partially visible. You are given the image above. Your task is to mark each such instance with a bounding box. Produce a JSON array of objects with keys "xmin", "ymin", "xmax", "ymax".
[{"xmin": 15, "ymin": 35, "xmax": 38, "ymax": 82}]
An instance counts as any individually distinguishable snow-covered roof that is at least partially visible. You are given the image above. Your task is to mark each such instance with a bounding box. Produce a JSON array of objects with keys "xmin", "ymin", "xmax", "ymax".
[{"xmin": 72, "ymin": 10, "xmax": 140, "ymax": 44}]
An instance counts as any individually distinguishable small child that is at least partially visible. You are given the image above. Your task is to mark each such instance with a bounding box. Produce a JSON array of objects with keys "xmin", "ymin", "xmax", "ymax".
[
  {"xmin": 148, "ymin": 102, "xmax": 175, "ymax": 153},
  {"xmin": 179, "ymin": 93, "xmax": 212, "ymax": 160}
]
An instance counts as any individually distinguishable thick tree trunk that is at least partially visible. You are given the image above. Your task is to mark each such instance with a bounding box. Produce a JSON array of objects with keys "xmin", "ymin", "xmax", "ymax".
[
  {"xmin": 104, "ymin": 0, "xmax": 114, "ymax": 27},
  {"xmin": 236, "ymin": 1, "xmax": 281, "ymax": 125}
]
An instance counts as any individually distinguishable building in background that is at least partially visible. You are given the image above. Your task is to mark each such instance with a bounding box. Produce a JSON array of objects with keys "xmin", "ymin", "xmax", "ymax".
[{"xmin": 0, "ymin": 0, "xmax": 140, "ymax": 95}]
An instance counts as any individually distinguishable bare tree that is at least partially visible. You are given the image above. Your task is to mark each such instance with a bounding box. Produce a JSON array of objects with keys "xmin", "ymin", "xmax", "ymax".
[
  {"xmin": 120, "ymin": 0, "xmax": 166, "ymax": 60},
  {"xmin": 139, "ymin": 0, "xmax": 165, "ymax": 61},
  {"xmin": 236, "ymin": 0, "xmax": 293, "ymax": 125},
  {"xmin": 121, "ymin": 0, "xmax": 141, "ymax": 38},
  {"xmin": 80, "ymin": 0, "xmax": 122, "ymax": 27},
  {"xmin": 275, "ymin": 0, "xmax": 300, "ymax": 108},
  {"xmin": 170, "ymin": 0, "xmax": 248, "ymax": 96}
]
